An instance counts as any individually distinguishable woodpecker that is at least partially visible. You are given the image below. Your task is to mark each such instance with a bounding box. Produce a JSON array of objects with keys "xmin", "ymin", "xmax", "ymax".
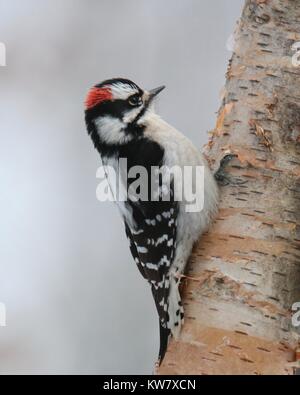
[{"xmin": 84, "ymin": 78, "xmax": 219, "ymax": 365}]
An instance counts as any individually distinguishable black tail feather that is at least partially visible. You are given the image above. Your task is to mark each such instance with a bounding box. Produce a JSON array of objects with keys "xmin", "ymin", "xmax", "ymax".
[
  {"xmin": 158, "ymin": 322, "xmax": 170, "ymax": 364},
  {"xmin": 151, "ymin": 285, "xmax": 171, "ymax": 364}
]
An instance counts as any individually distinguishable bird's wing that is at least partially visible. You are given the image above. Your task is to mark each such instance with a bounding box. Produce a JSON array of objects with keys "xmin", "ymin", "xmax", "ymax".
[
  {"xmin": 105, "ymin": 137, "xmax": 180, "ymax": 361},
  {"xmin": 124, "ymin": 192, "xmax": 179, "ymax": 329},
  {"xmin": 124, "ymin": 194, "xmax": 178, "ymax": 363}
]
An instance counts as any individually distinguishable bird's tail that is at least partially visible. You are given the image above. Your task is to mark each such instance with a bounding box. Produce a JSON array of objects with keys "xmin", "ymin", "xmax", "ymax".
[
  {"xmin": 151, "ymin": 277, "xmax": 185, "ymax": 365},
  {"xmin": 151, "ymin": 283, "xmax": 171, "ymax": 365},
  {"xmin": 158, "ymin": 322, "xmax": 170, "ymax": 364},
  {"xmin": 167, "ymin": 277, "xmax": 184, "ymax": 339}
]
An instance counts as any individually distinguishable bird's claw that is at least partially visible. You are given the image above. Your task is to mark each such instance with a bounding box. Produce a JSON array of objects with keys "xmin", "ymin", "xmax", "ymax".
[
  {"xmin": 173, "ymin": 272, "xmax": 198, "ymax": 282},
  {"xmin": 214, "ymin": 154, "xmax": 247, "ymax": 186},
  {"xmin": 216, "ymin": 173, "xmax": 247, "ymax": 186},
  {"xmin": 173, "ymin": 272, "xmax": 185, "ymax": 280}
]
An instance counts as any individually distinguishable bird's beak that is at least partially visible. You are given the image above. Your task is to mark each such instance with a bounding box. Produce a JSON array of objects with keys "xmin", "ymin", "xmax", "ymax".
[{"xmin": 148, "ymin": 85, "xmax": 166, "ymax": 100}]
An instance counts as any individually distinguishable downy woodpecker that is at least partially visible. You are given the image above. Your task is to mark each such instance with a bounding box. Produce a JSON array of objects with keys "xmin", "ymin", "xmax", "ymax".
[{"xmin": 84, "ymin": 78, "xmax": 219, "ymax": 365}]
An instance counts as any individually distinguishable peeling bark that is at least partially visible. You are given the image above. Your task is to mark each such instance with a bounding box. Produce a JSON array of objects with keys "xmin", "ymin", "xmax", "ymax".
[{"xmin": 159, "ymin": 0, "xmax": 300, "ymax": 375}]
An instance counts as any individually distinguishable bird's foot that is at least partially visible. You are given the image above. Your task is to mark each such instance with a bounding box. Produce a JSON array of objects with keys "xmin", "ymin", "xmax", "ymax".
[
  {"xmin": 173, "ymin": 272, "xmax": 198, "ymax": 282},
  {"xmin": 214, "ymin": 154, "xmax": 247, "ymax": 186},
  {"xmin": 215, "ymin": 172, "xmax": 246, "ymax": 186}
]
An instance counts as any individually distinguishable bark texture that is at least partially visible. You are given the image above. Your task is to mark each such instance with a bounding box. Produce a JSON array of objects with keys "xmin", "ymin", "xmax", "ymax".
[{"xmin": 159, "ymin": 0, "xmax": 300, "ymax": 375}]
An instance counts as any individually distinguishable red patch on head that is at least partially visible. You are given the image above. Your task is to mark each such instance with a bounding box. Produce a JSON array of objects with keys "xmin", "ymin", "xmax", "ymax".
[{"xmin": 85, "ymin": 87, "xmax": 112, "ymax": 109}]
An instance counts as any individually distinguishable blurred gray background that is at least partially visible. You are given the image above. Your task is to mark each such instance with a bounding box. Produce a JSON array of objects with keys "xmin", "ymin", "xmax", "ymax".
[{"xmin": 0, "ymin": 0, "xmax": 243, "ymax": 374}]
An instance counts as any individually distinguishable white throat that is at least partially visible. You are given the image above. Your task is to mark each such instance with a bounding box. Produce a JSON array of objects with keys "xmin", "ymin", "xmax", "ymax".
[
  {"xmin": 94, "ymin": 107, "xmax": 157, "ymax": 145},
  {"xmin": 94, "ymin": 115, "xmax": 129, "ymax": 145}
]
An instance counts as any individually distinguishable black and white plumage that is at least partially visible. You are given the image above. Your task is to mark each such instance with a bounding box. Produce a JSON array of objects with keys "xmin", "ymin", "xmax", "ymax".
[{"xmin": 84, "ymin": 78, "xmax": 219, "ymax": 364}]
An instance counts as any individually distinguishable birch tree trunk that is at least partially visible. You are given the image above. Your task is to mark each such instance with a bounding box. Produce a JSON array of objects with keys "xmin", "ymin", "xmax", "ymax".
[{"xmin": 159, "ymin": 0, "xmax": 300, "ymax": 375}]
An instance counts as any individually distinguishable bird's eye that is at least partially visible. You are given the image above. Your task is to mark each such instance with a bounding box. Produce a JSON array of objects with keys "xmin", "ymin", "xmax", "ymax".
[{"xmin": 128, "ymin": 94, "xmax": 142, "ymax": 107}]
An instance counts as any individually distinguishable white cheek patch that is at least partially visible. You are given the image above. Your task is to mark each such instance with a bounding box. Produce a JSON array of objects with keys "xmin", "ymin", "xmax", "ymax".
[
  {"xmin": 94, "ymin": 115, "xmax": 130, "ymax": 145},
  {"xmin": 123, "ymin": 106, "xmax": 144, "ymax": 123},
  {"xmin": 109, "ymin": 82, "xmax": 138, "ymax": 100}
]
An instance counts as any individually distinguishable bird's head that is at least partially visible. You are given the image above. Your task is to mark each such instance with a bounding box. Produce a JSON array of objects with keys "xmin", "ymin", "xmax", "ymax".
[{"xmin": 84, "ymin": 78, "xmax": 165, "ymax": 150}]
